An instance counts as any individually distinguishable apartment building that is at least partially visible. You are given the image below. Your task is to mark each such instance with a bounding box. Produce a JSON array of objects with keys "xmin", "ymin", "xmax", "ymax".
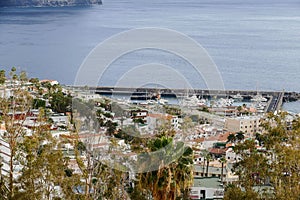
[{"xmin": 224, "ymin": 116, "xmax": 262, "ymax": 136}]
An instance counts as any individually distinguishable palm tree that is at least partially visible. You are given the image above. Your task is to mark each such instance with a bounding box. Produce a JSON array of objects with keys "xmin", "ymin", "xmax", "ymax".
[
  {"xmin": 205, "ymin": 153, "xmax": 212, "ymax": 177},
  {"xmin": 0, "ymin": 69, "xmax": 6, "ymax": 85},
  {"xmin": 227, "ymin": 133, "xmax": 236, "ymax": 143},
  {"xmin": 219, "ymin": 156, "xmax": 227, "ymax": 182},
  {"xmin": 237, "ymin": 106, "xmax": 242, "ymax": 112},
  {"xmin": 236, "ymin": 131, "xmax": 245, "ymax": 142},
  {"xmin": 201, "ymin": 150, "xmax": 208, "ymax": 176},
  {"xmin": 9, "ymin": 66, "xmax": 16, "ymax": 78},
  {"xmin": 255, "ymin": 132, "xmax": 264, "ymax": 146},
  {"xmin": 19, "ymin": 71, "xmax": 28, "ymax": 83}
]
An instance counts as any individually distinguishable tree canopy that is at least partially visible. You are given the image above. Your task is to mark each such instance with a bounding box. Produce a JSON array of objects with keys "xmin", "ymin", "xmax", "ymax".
[{"xmin": 224, "ymin": 112, "xmax": 300, "ymax": 200}]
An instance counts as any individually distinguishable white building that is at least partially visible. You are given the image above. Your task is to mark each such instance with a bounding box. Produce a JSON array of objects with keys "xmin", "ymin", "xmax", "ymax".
[
  {"xmin": 76, "ymin": 92, "xmax": 101, "ymax": 102},
  {"xmin": 0, "ymin": 88, "xmax": 13, "ymax": 98},
  {"xmin": 190, "ymin": 177, "xmax": 224, "ymax": 200},
  {"xmin": 225, "ymin": 148, "xmax": 241, "ymax": 163},
  {"xmin": 147, "ymin": 113, "xmax": 180, "ymax": 130},
  {"xmin": 50, "ymin": 114, "xmax": 69, "ymax": 125}
]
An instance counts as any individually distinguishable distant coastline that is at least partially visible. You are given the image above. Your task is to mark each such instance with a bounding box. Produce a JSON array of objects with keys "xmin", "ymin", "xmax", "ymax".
[{"xmin": 0, "ymin": 0, "xmax": 102, "ymax": 7}]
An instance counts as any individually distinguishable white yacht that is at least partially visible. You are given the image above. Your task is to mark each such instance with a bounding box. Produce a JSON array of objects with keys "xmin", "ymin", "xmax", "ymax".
[
  {"xmin": 231, "ymin": 93, "xmax": 243, "ymax": 101},
  {"xmin": 211, "ymin": 98, "xmax": 234, "ymax": 107},
  {"xmin": 181, "ymin": 94, "xmax": 206, "ymax": 107},
  {"xmin": 251, "ymin": 94, "xmax": 268, "ymax": 102},
  {"xmin": 146, "ymin": 100, "xmax": 156, "ymax": 105},
  {"xmin": 157, "ymin": 98, "xmax": 168, "ymax": 105}
]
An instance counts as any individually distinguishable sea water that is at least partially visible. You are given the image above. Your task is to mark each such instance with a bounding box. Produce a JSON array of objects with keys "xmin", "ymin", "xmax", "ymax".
[{"xmin": 0, "ymin": 0, "xmax": 300, "ymax": 111}]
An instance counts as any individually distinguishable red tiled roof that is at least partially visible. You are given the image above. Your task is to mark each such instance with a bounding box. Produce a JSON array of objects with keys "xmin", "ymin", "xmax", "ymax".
[
  {"xmin": 204, "ymin": 136, "xmax": 218, "ymax": 141},
  {"xmin": 209, "ymin": 147, "xmax": 228, "ymax": 155},
  {"xmin": 148, "ymin": 113, "xmax": 174, "ymax": 120},
  {"xmin": 218, "ymin": 132, "xmax": 232, "ymax": 142},
  {"xmin": 192, "ymin": 138, "xmax": 205, "ymax": 143},
  {"xmin": 226, "ymin": 143, "xmax": 234, "ymax": 148}
]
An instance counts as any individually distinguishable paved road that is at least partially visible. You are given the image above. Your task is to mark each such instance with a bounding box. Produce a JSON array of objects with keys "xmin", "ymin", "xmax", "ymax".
[{"xmin": 266, "ymin": 92, "xmax": 284, "ymax": 113}]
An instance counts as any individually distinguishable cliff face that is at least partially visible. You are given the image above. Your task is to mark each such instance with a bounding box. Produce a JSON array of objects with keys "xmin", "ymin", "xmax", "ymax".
[{"xmin": 0, "ymin": 0, "xmax": 102, "ymax": 7}]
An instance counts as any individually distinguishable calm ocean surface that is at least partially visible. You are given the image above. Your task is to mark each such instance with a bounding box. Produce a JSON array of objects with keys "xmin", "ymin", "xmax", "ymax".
[{"xmin": 0, "ymin": 0, "xmax": 300, "ymax": 112}]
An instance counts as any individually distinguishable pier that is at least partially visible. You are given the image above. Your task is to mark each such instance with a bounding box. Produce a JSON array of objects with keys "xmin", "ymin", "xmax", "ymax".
[{"xmin": 265, "ymin": 91, "xmax": 284, "ymax": 113}]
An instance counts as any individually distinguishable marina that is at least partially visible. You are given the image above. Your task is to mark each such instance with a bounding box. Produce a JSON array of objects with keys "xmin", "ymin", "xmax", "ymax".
[{"xmin": 70, "ymin": 86, "xmax": 300, "ymax": 113}]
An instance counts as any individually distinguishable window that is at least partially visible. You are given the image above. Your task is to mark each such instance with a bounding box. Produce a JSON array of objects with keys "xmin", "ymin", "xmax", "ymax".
[{"xmin": 191, "ymin": 191, "xmax": 198, "ymax": 195}]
